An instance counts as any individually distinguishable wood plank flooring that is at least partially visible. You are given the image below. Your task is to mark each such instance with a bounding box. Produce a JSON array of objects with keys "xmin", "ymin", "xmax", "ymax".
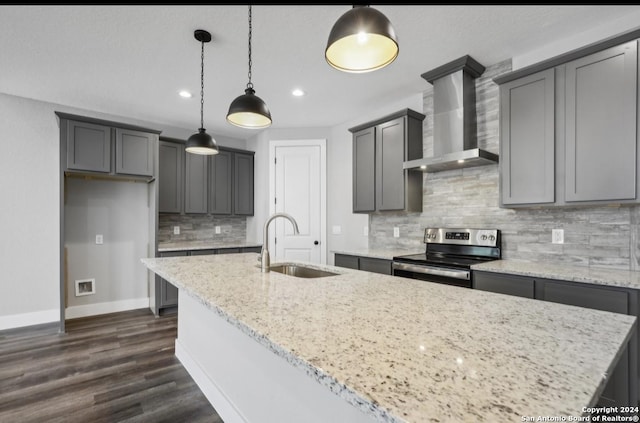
[{"xmin": 0, "ymin": 309, "xmax": 223, "ymax": 423}]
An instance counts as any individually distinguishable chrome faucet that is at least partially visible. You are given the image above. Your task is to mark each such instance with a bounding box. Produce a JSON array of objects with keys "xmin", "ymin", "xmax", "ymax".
[{"xmin": 261, "ymin": 212, "xmax": 300, "ymax": 272}]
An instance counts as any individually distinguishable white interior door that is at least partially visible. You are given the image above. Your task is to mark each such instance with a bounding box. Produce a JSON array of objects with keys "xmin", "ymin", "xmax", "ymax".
[{"xmin": 270, "ymin": 140, "xmax": 326, "ymax": 264}]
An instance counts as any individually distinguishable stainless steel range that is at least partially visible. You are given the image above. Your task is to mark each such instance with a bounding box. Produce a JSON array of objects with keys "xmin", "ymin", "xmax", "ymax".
[{"xmin": 392, "ymin": 228, "xmax": 501, "ymax": 288}]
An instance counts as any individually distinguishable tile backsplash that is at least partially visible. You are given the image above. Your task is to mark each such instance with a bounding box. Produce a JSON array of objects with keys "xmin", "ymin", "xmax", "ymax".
[
  {"xmin": 158, "ymin": 214, "xmax": 247, "ymax": 244},
  {"xmin": 369, "ymin": 58, "xmax": 640, "ymax": 271}
]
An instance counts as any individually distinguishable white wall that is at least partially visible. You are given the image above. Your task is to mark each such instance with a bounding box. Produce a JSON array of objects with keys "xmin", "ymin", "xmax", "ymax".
[
  {"xmin": 246, "ymin": 93, "xmax": 423, "ymax": 265},
  {"xmin": 0, "ymin": 92, "xmax": 244, "ymax": 330},
  {"xmin": 513, "ymin": 16, "xmax": 640, "ymax": 69}
]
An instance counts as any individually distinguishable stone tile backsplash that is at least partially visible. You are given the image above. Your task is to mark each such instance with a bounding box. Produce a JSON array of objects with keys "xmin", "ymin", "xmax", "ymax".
[
  {"xmin": 158, "ymin": 214, "xmax": 247, "ymax": 244},
  {"xmin": 369, "ymin": 58, "xmax": 640, "ymax": 271}
]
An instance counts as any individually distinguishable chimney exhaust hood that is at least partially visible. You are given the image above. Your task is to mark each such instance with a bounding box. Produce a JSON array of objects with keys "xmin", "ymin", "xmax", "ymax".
[{"xmin": 403, "ymin": 55, "xmax": 498, "ymax": 172}]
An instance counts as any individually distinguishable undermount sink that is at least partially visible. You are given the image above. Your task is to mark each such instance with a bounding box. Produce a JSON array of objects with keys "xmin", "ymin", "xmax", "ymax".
[{"xmin": 269, "ymin": 264, "xmax": 338, "ymax": 278}]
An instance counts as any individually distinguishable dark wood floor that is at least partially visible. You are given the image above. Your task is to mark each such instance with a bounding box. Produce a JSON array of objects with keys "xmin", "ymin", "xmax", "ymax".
[{"xmin": 0, "ymin": 309, "xmax": 223, "ymax": 423}]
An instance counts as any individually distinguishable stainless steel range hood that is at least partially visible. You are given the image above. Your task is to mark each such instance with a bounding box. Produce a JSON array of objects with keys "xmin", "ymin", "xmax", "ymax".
[{"xmin": 403, "ymin": 55, "xmax": 498, "ymax": 172}]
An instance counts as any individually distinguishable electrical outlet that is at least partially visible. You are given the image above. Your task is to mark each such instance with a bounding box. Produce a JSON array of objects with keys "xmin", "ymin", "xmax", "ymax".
[
  {"xmin": 393, "ymin": 227, "xmax": 400, "ymax": 238},
  {"xmin": 173, "ymin": 226, "xmax": 180, "ymax": 235},
  {"xmin": 95, "ymin": 234, "xmax": 103, "ymax": 245},
  {"xmin": 552, "ymin": 229, "xmax": 564, "ymax": 244},
  {"xmin": 363, "ymin": 226, "xmax": 369, "ymax": 237},
  {"xmin": 215, "ymin": 226, "xmax": 221, "ymax": 234}
]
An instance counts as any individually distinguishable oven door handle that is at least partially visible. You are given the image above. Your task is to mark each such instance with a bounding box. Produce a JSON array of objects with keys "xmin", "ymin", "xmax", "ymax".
[{"xmin": 392, "ymin": 262, "xmax": 470, "ymax": 280}]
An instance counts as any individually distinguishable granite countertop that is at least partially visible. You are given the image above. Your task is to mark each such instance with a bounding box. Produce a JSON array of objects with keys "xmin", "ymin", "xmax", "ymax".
[
  {"xmin": 157, "ymin": 240, "xmax": 262, "ymax": 253},
  {"xmin": 331, "ymin": 248, "xmax": 423, "ymax": 261},
  {"xmin": 141, "ymin": 253, "xmax": 636, "ymax": 423},
  {"xmin": 472, "ymin": 259, "xmax": 640, "ymax": 290}
]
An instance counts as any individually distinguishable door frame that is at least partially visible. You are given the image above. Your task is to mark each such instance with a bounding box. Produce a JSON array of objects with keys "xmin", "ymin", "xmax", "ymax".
[{"xmin": 269, "ymin": 139, "xmax": 327, "ymax": 265}]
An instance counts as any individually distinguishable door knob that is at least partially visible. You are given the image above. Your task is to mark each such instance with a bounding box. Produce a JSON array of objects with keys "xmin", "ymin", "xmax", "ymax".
[{"xmin": 314, "ymin": 240, "xmax": 319, "ymax": 245}]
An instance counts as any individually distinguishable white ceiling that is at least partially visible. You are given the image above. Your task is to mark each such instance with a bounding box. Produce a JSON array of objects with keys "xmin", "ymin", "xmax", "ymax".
[{"xmin": 2, "ymin": 5, "xmax": 640, "ymax": 140}]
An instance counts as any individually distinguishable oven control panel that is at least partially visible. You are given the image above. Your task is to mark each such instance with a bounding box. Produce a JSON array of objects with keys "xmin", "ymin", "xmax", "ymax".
[{"xmin": 424, "ymin": 228, "xmax": 500, "ymax": 247}]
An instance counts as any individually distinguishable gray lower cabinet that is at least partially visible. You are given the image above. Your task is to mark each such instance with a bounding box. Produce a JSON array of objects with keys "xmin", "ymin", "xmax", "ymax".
[
  {"xmin": 58, "ymin": 112, "xmax": 158, "ymax": 178},
  {"xmin": 334, "ymin": 253, "xmax": 392, "ymax": 275},
  {"xmin": 158, "ymin": 141, "xmax": 183, "ymax": 213},
  {"xmin": 155, "ymin": 246, "xmax": 262, "ymax": 315},
  {"xmin": 473, "ymin": 271, "xmax": 534, "ymax": 298},
  {"xmin": 156, "ymin": 251, "xmax": 186, "ymax": 313},
  {"xmin": 349, "ymin": 109, "xmax": 425, "ymax": 213},
  {"xmin": 474, "ymin": 270, "xmax": 638, "ymax": 408},
  {"xmin": 496, "ymin": 39, "xmax": 640, "ymax": 207}
]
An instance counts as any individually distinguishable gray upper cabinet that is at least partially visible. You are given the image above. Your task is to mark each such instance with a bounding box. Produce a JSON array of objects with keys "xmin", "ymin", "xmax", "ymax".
[
  {"xmin": 115, "ymin": 128, "xmax": 154, "ymax": 177},
  {"xmin": 161, "ymin": 139, "xmax": 254, "ymax": 216},
  {"xmin": 233, "ymin": 151, "xmax": 254, "ymax": 216},
  {"xmin": 185, "ymin": 153, "xmax": 209, "ymax": 214},
  {"xmin": 158, "ymin": 140, "xmax": 183, "ymax": 213},
  {"xmin": 209, "ymin": 150, "xmax": 232, "ymax": 215},
  {"xmin": 499, "ymin": 69, "xmax": 555, "ymax": 205},
  {"xmin": 58, "ymin": 112, "xmax": 159, "ymax": 179},
  {"xmin": 65, "ymin": 120, "xmax": 112, "ymax": 173},
  {"xmin": 496, "ymin": 38, "xmax": 640, "ymax": 207},
  {"xmin": 565, "ymin": 41, "xmax": 638, "ymax": 202},
  {"xmin": 349, "ymin": 109, "xmax": 425, "ymax": 213},
  {"xmin": 352, "ymin": 127, "xmax": 376, "ymax": 213}
]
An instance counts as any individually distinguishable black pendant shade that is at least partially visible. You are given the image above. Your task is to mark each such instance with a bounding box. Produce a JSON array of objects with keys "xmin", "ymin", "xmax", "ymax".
[
  {"xmin": 186, "ymin": 29, "xmax": 219, "ymax": 155},
  {"xmin": 226, "ymin": 5, "xmax": 272, "ymax": 129},
  {"xmin": 325, "ymin": 6, "xmax": 399, "ymax": 73},
  {"xmin": 227, "ymin": 87, "xmax": 272, "ymax": 129},
  {"xmin": 186, "ymin": 127, "xmax": 218, "ymax": 155}
]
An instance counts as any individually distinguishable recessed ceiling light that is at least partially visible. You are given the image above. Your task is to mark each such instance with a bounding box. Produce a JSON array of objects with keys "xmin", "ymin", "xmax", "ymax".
[
  {"xmin": 292, "ymin": 89, "xmax": 305, "ymax": 97},
  {"xmin": 179, "ymin": 90, "xmax": 192, "ymax": 98}
]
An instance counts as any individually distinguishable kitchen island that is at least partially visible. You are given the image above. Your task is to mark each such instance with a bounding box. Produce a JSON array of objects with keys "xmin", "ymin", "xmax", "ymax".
[{"xmin": 141, "ymin": 253, "xmax": 637, "ymax": 423}]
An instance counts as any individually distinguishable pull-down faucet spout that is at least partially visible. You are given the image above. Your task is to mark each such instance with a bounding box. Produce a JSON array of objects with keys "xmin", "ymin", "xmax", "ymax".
[{"xmin": 260, "ymin": 212, "xmax": 300, "ymax": 273}]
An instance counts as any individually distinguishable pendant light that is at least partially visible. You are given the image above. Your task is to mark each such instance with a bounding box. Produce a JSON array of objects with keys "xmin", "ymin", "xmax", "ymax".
[
  {"xmin": 186, "ymin": 29, "xmax": 219, "ymax": 155},
  {"xmin": 226, "ymin": 5, "xmax": 272, "ymax": 129},
  {"xmin": 325, "ymin": 5, "xmax": 399, "ymax": 73}
]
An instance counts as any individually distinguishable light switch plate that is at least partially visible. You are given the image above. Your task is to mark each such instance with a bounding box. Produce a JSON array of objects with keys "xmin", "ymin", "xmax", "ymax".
[
  {"xmin": 332, "ymin": 225, "xmax": 342, "ymax": 235},
  {"xmin": 95, "ymin": 234, "xmax": 103, "ymax": 245},
  {"xmin": 363, "ymin": 226, "xmax": 369, "ymax": 237},
  {"xmin": 393, "ymin": 227, "xmax": 400, "ymax": 238}
]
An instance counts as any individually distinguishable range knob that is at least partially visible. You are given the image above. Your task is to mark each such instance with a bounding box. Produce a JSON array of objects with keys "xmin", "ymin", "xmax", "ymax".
[
  {"xmin": 481, "ymin": 234, "xmax": 488, "ymax": 240},
  {"xmin": 489, "ymin": 235, "xmax": 495, "ymax": 241}
]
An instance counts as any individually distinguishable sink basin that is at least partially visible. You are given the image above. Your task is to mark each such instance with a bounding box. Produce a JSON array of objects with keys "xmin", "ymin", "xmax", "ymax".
[{"xmin": 269, "ymin": 264, "xmax": 338, "ymax": 278}]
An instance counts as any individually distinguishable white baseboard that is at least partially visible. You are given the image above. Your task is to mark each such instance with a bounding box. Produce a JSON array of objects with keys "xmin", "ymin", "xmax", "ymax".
[
  {"xmin": 65, "ymin": 297, "xmax": 149, "ymax": 319},
  {"xmin": 0, "ymin": 309, "xmax": 60, "ymax": 331},
  {"xmin": 175, "ymin": 339, "xmax": 247, "ymax": 423}
]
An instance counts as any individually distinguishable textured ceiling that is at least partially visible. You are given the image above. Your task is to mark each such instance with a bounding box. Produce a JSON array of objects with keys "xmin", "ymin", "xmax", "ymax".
[{"xmin": 2, "ymin": 5, "xmax": 640, "ymax": 140}]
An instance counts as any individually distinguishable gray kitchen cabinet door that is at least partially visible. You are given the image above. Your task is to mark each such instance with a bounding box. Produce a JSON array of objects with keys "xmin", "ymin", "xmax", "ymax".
[
  {"xmin": 157, "ymin": 251, "xmax": 187, "ymax": 310},
  {"xmin": 66, "ymin": 119, "xmax": 111, "ymax": 173},
  {"xmin": 334, "ymin": 254, "xmax": 359, "ymax": 270},
  {"xmin": 359, "ymin": 257, "xmax": 392, "ymax": 275},
  {"xmin": 473, "ymin": 271, "xmax": 535, "ymax": 298},
  {"xmin": 538, "ymin": 279, "xmax": 631, "ymax": 407},
  {"xmin": 158, "ymin": 141, "xmax": 183, "ymax": 213},
  {"xmin": 115, "ymin": 128, "xmax": 154, "ymax": 176},
  {"xmin": 185, "ymin": 152, "xmax": 208, "ymax": 214},
  {"xmin": 234, "ymin": 151, "xmax": 254, "ymax": 216},
  {"xmin": 565, "ymin": 41, "xmax": 638, "ymax": 202},
  {"xmin": 376, "ymin": 117, "xmax": 405, "ymax": 211},
  {"xmin": 352, "ymin": 127, "xmax": 376, "ymax": 213},
  {"xmin": 500, "ymin": 69, "xmax": 555, "ymax": 205},
  {"xmin": 209, "ymin": 150, "xmax": 232, "ymax": 215}
]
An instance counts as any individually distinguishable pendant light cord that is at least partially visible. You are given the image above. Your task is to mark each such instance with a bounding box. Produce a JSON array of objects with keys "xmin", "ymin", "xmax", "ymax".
[
  {"xmin": 200, "ymin": 37, "xmax": 205, "ymax": 129},
  {"xmin": 247, "ymin": 5, "xmax": 253, "ymax": 90}
]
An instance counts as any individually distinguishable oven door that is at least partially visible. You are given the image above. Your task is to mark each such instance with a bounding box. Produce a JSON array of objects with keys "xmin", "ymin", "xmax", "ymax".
[{"xmin": 392, "ymin": 262, "xmax": 472, "ymax": 288}]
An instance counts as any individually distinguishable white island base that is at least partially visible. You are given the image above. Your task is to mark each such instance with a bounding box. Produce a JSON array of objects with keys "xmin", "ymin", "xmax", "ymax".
[{"xmin": 176, "ymin": 293, "xmax": 379, "ymax": 423}]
